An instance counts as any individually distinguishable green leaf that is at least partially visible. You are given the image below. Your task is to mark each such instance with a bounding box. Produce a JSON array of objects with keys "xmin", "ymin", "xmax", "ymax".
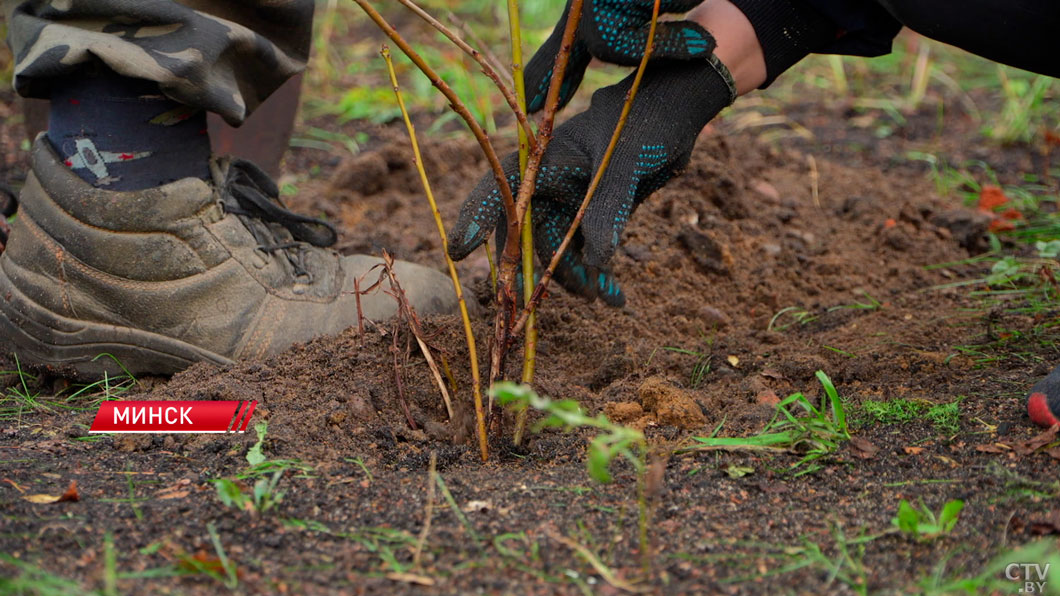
[
  {"xmin": 213, "ymin": 478, "xmax": 244, "ymax": 509},
  {"xmin": 816, "ymin": 370, "xmax": 847, "ymax": 435},
  {"xmin": 894, "ymin": 499, "xmax": 920, "ymax": 534},
  {"xmin": 246, "ymin": 421, "xmax": 268, "ymax": 467},
  {"xmin": 587, "ymin": 437, "xmax": 613, "ymax": 484},
  {"xmin": 1036, "ymin": 240, "xmax": 1060, "ymax": 258},
  {"xmin": 938, "ymin": 499, "xmax": 964, "ymax": 532}
]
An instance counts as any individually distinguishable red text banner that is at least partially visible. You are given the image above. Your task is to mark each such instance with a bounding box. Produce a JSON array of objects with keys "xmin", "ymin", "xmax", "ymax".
[{"xmin": 89, "ymin": 401, "xmax": 257, "ymax": 433}]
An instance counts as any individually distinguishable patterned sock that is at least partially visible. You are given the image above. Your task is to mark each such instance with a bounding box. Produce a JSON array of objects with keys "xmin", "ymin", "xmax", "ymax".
[{"xmin": 46, "ymin": 70, "xmax": 211, "ymax": 191}]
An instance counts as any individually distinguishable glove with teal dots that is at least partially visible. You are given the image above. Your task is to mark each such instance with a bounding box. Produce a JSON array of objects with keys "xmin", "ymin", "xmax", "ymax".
[
  {"xmin": 524, "ymin": 0, "xmax": 715, "ymax": 113},
  {"xmin": 448, "ymin": 58, "xmax": 736, "ymax": 306}
]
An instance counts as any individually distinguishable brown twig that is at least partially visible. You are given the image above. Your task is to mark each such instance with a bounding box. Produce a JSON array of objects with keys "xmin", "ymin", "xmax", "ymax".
[
  {"xmin": 808, "ymin": 154, "xmax": 820, "ymax": 209},
  {"xmin": 390, "ymin": 338, "xmax": 418, "ymax": 430},
  {"xmin": 512, "ymin": 0, "xmax": 662, "ymax": 338},
  {"xmin": 379, "ymin": 253, "xmax": 455, "ymax": 420},
  {"xmin": 353, "ymin": 277, "xmax": 365, "ymax": 344},
  {"xmin": 383, "ymin": 46, "xmax": 486, "ymax": 458},
  {"xmin": 489, "ymin": 0, "xmax": 586, "ymax": 401},
  {"xmin": 394, "ymin": 0, "xmax": 537, "ymax": 153}
]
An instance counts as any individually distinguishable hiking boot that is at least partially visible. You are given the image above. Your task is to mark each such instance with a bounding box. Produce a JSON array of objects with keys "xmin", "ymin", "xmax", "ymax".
[{"xmin": 0, "ymin": 137, "xmax": 460, "ymax": 378}]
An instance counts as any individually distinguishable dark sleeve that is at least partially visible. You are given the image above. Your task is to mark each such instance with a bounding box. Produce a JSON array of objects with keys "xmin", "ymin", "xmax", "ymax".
[
  {"xmin": 876, "ymin": 0, "xmax": 1060, "ymax": 78},
  {"xmin": 726, "ymin": 0, "xmax": 850, "ymax": 86},
  {"xmin": 803, "ymin": 0, "xmax": 903, "ymax": 58}
]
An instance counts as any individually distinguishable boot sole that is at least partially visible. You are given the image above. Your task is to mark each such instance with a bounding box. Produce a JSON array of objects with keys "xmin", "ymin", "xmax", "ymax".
[{"xmin": 0, "ymin": 259, "xmax": 233, "ymax": 379}]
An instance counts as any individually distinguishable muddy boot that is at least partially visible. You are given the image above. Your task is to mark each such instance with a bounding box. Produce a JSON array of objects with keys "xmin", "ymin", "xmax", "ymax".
[{"xmin": 0, "ymin": 138, "xmax": 460, "ymax": 378}]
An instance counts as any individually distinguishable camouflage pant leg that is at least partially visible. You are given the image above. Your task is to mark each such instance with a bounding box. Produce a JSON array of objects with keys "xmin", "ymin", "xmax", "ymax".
[{"xmin": 3, "ymin": 0, "xmax": 314, "ymax": 125}]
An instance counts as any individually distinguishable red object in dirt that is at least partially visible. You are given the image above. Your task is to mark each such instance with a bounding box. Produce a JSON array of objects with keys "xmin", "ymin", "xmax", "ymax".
[
  {"xmin": 988, "ymin": 218, "xmax": 1017, "ymax": 233},
  {"xmin": 977, "ymin": 185, "xmax": 1009, "ymax": 212},
  {"xmin": 1000, "ymin": 208, "xmax": 1024, "ymax": 220},
  {"xmin": 1028, "ymin": 392, "xmax": 1060, "ymax": 428}
]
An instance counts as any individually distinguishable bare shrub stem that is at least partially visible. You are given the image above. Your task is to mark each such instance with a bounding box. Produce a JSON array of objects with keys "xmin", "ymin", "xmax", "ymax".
[{"xmin": 383, "ymin": 47, "xmax": 488, "ymax": 462}]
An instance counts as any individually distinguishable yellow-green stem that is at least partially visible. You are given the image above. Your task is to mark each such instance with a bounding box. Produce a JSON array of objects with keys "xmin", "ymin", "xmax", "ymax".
[
  {"xmin": 383, "ymin": 47, "xmax": 488, "ymax": 463},
  {"xmin": 508, "ymin": 0, "xmax": 537, "ymax": 444}
]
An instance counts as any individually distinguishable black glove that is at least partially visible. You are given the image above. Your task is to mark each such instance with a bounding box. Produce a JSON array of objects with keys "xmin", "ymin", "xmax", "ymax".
[
  {"xmin": 524, "ymin": 0, "xmax": 713, "ymax": 113},
  {"xmin": 448, "ymin": 58, "xmax": 736, "ymax": 306}
]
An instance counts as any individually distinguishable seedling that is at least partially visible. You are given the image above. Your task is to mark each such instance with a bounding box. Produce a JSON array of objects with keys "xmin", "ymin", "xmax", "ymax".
[
  {"xmin": 354, "ymin": 0, "xmax": 665, "ymax": 459},
  {"xmin": 212, "ymin": 421, "xmax": 311, "ymax": 514},
  {"xmin": 689, "ymin": 371, "xmax": 850, "ymax": 474},
  {"xmin": 827, "ymin": 290, "xmax": 883, "ymax": 312},
  {"xmin": 768, "ymin": 306, "xmax": 819, "ymax": 332},
  {"xmin": 176, "ymin": 523, "xmax": 239, "ymax": 588},
  {"xmin": 661, "ymin": 346, "xmax": 713, "ymax": 389},
  {"xmin": 492, "ymin": 382, "xmax": 655, "ymax": 577},
  {"xmin": 892, "ymin": 498, "xmax": 964, "ymax": 541}
]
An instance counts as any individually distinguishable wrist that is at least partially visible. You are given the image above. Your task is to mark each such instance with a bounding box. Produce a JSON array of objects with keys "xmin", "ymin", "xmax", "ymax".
[{"xmin": 686, "ymin": 0, "xmax": 767, "ymax": 95}]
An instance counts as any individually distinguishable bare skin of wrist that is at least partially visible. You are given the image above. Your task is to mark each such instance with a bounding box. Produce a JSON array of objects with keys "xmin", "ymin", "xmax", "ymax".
[{"xmin": 686, "ymin": 0, "xmax": 767, "ymax": 95}]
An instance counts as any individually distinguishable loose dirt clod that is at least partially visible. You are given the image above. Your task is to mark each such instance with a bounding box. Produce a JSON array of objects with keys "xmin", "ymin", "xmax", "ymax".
[{"xmin": 638, "ymin": 377, "xmax": 707, "ymax": 429}]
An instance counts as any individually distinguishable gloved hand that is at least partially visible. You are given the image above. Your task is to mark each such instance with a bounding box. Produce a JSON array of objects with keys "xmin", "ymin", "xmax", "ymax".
[
  {"xmin": 524, "ymin": 0, "xmax": 713, "ymax": 113},
  {"xmin": 448, "ymin": 58, "xmax": 735, "ymax": 306}
]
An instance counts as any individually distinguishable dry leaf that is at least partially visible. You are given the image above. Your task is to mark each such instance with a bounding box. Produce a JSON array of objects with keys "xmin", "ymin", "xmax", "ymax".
[
  {"xmin": 756, "ymin": 390, "xmax": 780, "ymax": 407},
  {"xmin": 156, "ymin": 479, "xmax": 191, "ymax": 500},
  {"xmin": 850, "ymin": 437, "xmax": 878, "ymax": 459},
  {"xmin": 975, "ymin": 443, "xmax": 1009, "ymax": 454},
  {"xmin": 23, "ymin": 480, "xmax": 78, "ymax": 504},
  {"xmin": 903, "ymin": 446, "xmax": 925, "ymax": 455},
  {"xmin": 386, "ymin": 572, "xmax": 435, "ymax": 586},
  {"xmin": 1005, "ymin": 425, "xmax": 1059, "ymax": 456},
  {"xmin": 935, "ymin": 455, "xmax": 958, "ymax": 467},
  {"xmin": 23, "ymin": 493, "xmax": 63, "ymax": 504},
  {"xmin": 3, "ymin": 478, "xmax": 26, "ymax": 493}
]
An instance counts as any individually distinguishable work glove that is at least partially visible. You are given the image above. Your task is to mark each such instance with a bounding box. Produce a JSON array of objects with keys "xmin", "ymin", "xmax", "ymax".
[
  {"xmin": 525, "ymin": 0, "xmax": 712, "ymax": 113},
  {"xmin": 447, "ymin": 58, "xmax": 736, "ymax": 306}
]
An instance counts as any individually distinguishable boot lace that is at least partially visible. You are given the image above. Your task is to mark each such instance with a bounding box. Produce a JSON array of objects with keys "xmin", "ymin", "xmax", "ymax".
[{"xmin": 219, "ymin": 159, "xmax": 337, "ymax": 283}]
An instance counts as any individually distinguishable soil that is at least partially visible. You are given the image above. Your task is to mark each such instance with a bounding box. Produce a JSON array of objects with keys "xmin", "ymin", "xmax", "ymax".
[{"xmin": 2, "ymin": 75, "xmax": 1059, "ymax": 594}]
